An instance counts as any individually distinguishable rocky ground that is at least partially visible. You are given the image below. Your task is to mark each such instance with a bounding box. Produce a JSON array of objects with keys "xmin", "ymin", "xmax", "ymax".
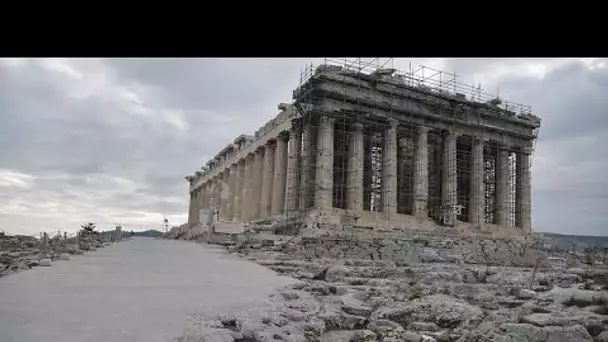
[
  {"xmin": 0, "ymin": 231, "xmax": 122, "ymax": 278},
  {"xmin": 169, "ymin": 229, "xmax": 608, "ymax": 342}
]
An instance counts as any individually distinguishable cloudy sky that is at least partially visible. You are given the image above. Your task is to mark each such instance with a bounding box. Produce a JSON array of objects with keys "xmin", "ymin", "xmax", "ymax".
[{"xmin": 0, "ymin": 58, "xmax": 606, "ymax": 236}]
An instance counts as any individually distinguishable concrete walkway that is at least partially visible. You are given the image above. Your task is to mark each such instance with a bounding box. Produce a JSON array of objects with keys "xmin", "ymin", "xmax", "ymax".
[{"xmin": 0, "ymin": 238, "xmax": 294, "ymax": 342}]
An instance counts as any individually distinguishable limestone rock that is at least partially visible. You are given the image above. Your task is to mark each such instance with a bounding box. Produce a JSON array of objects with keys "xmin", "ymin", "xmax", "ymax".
[
  {"xmin": 371, "ymin": 307, "xmax": 413, "ymax": 325},
  {"xmin": 411, "ymin": 295, "xmax": 484, "ymax": 329},
  {"xmin": 410, "ymin": 321, "xmax": 440, "ymax": 332},
  {"xmin": 321, "ymin": 330, "xmax": 357, "ymax": 342},
  {"xmin": 318, "ymin": 306, "xmax": 366, "ymax": 330},
  {"xmin": 371, "ymin": 294, "xmax": 484, "ymax": 329},
  {"xmin": 402, "ymin": 331, "xmax": 439, "ymax": 342},
  {"xmin": 352, "ymin": 329, "xmax": 378, "ymax": 342},
  {"xmin": 367, "ymin": 319, "xmax": 405, "ymax": 340},
  {"xmin": 597, "ymin": 330, "xmax": 608, "ymax": 342},
  {"xmin": 517, "ymin": 289, "xmax": 537, "ymax": 299},
  {"xmin": 325, "ymin": 266, "xmax": 350, "ymax": 282},
  {"xmin": 543, "ymin": 324, "xmax": 594, "ymax": 342},
  {"xmin": 492, "ymin": 323, "xmax": 594, "ymax": 342},
  {"xmin": 341, "ymin": 295, "xmax": 372, "ymax": 317},
  {"xmin": 567, "ymin": 268, "xmax": 588, "ymax": 276},
  {"xmin": 538, "ymin": 287, "xmax": 608, "ymax": 306}
]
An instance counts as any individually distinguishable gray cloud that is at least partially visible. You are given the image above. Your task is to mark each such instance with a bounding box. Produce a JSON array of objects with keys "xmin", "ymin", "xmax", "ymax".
[{"xmin": 0, "ymin": 58, "xmax": 606, "ymax": 236}]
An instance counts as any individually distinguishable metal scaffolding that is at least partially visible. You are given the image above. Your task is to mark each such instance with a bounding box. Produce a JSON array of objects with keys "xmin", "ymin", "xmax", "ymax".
[{"xmin": 285, "ymin": 57, "xmax": 540, "ymax": 233}]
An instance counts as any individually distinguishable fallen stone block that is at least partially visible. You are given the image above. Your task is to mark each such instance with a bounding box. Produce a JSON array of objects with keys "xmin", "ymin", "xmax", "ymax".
[
  {"xmin": 517, "ymin": 289, "xmax": 537, "ymax": 299},
  {"xmin": 341, "ymin": 295, "xmax": 373, "ymax": 317},
  {"xmin": 367, "ymin": 319, "xmax": 404, "ymax": 339},
  {"xmin": 352, "ymin": 330, "xmax": 378, "ymax": 342},
  {"xmin": 410, "ymin": 321, "xmax": 440, "ymax": 332},
  {"xmin": 319, "ymin": 308, "xmax": 367, "ymax": 330}
]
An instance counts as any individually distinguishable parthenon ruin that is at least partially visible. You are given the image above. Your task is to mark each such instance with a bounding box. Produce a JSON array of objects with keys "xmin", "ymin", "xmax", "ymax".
[{"xmin": 185, "ymin": 59, "xmax": 541, "ymax": 236}]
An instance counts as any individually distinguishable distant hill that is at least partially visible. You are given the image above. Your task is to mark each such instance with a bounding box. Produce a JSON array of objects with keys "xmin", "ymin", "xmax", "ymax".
[
  {"xmin": 541, "ymin": 232, "xmax": 608, "ymax": 251},
  {"xmin": 132, "ymin": 230, "xmax": 163, "ymax": 238}
]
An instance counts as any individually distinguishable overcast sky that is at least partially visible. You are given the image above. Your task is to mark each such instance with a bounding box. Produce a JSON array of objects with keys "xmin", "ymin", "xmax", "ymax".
[{"xmin": 0, "ymin": 58, "xmax": 606, "ymax": 236}]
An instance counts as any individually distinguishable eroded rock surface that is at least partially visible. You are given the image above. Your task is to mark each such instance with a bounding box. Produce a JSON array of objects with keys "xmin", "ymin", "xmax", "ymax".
[{"xmin": 166, "ymin": 230, "xmax": 608, "ymax": 342}]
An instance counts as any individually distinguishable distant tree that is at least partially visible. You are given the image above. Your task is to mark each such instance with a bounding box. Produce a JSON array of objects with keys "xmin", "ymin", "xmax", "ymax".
[{"xmin": 80, "ymin": 222, "xmax": 96, "ymax": 236}]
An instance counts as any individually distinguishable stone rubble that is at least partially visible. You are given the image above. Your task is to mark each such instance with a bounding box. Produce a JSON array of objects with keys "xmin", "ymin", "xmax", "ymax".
[
  {"xmin": 0, "ymin": 230, "xmax": 128, "ymax": 278},
  {"xmin": 165, "ymin": 224, "xmax": 608, "ymax": 342}
]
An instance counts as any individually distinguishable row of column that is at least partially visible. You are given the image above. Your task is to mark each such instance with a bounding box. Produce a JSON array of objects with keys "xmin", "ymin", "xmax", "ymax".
[
  {"xmin": 297, "ymin": 116, "xmax": 532, "ymax": 231},
  {"xmin": 190, "ymin": 130, "xmax": 302, "ymax": 223},
  {"xmin": 188, "ymin": 116, "xmax": 532, "ymax": 231}
]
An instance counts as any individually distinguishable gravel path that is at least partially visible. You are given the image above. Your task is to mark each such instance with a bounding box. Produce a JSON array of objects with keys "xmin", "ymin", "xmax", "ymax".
[{"xmin": 0, "ymin": 237, "xmax": 294, "ymax": 342}]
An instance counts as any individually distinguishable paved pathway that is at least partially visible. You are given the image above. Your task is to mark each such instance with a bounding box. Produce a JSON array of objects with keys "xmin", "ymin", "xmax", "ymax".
[{"xmin": 0, "ymin": 238, "xmax": 293, "ymax": 342}]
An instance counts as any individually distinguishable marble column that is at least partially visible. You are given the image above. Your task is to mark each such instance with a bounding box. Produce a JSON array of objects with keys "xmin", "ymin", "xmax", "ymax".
[
  {"xmin": 214, "ymin": 176, "xmax": 222, "ymax": 218},
  {"xmin": 228, "ymin": 164, "xmax": 238, "ymax": 221},
  {"xmin": 271, "ymin": 135, "xmax": 288, "ymax": 215},
  {"xmin": 200, "ymin": 184, "xmax": 207, "ymax": 211},
  {"xmin": 314, "ymin": 115, "xmax": 335, "ymax": 212},
  {"xmin": 252, "ymin": 148, "xmax": 264, "ymax": 219},
  {"xmin": 196, "ymin": 188, "xmax": 204, "ymax": 223},
  {"xmin": 516, "ymin": 146, "xmax": 532, "ymax": 232},
  {"xmin": 469, "ymin": 136, "xmax": 485, "ymax": 226},
  {"xmin": 188, "ymin": 191, "xmax": 195, "ymax": 224},
  {"xmin": 382, "ymin": 119, "xmax": 398, "ymax": 216},
  {"xmin": 413, "ymin": 126, "xmax": 429, "ymax": 218},
  {"xmin": 299, "ymin": 124, "xmax": 313, "ymax": 210},
  {"xmin": 347, "ymin": 122, "xmax": 364, "ymax": 212},
  {"xmin": 207, "ymin": 177, "xmax": 217, "ymax": 224},
  {"xmin": 206, "ymin": 181, "xmax": 214, "ymax": 225},
  {"xmin": 243, "ymin": 154, "xmax": 255, "ymax": 221},
  {"xmin": 234, "ymin": 160, "xmax": 245, "ymax": 221},
  {"xmin": 496, "ymin": 144, "xmax": 510, "ymax": 226},
  {"xmin": 442, "ymin": 132, "xmax": 457, "ymax": 226},
  {"xmin": 260, "ymin": 142, "xmax": 276, "ymax": 219},
  {"xmin": 286, "ymin": 126, "xmax": 301, "ymax": 213},
  {"xmin": 220, "ymin": 171, "xmax": 230, "ymax": 221}
]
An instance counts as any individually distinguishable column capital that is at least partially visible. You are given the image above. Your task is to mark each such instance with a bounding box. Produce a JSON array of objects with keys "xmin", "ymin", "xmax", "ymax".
[
  {"xmin": 444, "ymin": 131, "xmax": 458, "ymax": 141},
  {"xmin": 519, "ymin": 145, "xmax": 534, "ymax": 155},
  {"xmin": 265, "ymin": 139, "xmax": 277, "ymax": 148},
  {"xmin": 288, "ymin": 126, "xmax": 300, "ymax": 141},
  {"xmin": 290, "ymin": 117, "xmax": 302, "ymax": 132},
  {"xmin": 497, "ymin": 142, "xmax": 511, "ymax": 151},
  {"xmin": 387, "ymin": 118, "xmax": 399, "ymax": 128},
  {"xmin": 352, "ymin": 122, "xmax": 364, "ymax": 131},
  {"xmin": 418, "ymin": 125, "xmax": 430, "ymax": 134},
  {"xmin": 472, "ymin": 135, "xmax": 488, "ymax": 144},
  {"xmin": 322, "ymin": 115, "xmax": 336, "ymax": 124},
  {"xmin": 277, "ymin": 130, "xmax": 289, "ymax": 141}
]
